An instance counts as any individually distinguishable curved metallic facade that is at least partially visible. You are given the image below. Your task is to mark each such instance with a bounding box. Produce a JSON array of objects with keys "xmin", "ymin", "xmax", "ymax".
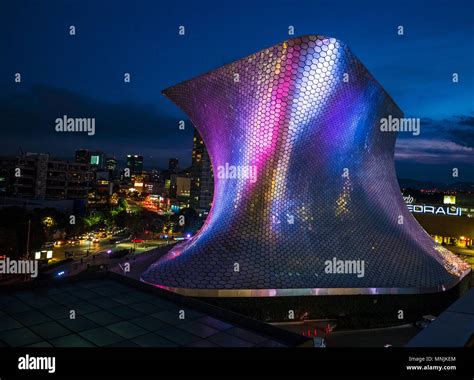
[{"xmin": 142, "ymin": 35, "xmax": 470, "ymax": 296}]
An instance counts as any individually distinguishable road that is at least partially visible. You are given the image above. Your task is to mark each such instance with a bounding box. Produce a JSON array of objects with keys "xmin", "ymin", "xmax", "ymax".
[
  {"xmin": 109, "ymin": 242, "xmax": 177, "ymax": 279},
  {"xmin": 49, "ymin": 238, "xmax": 174, "ymax": 262},
  {"xmin": 45, "ymin": 240, "xmax": 176, "ymax": 278}
]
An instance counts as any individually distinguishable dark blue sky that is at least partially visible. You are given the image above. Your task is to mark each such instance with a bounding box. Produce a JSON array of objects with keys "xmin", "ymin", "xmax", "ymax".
[{"xmin": 0, "ymin": 0, "xmax": 473, "ymax": 182}]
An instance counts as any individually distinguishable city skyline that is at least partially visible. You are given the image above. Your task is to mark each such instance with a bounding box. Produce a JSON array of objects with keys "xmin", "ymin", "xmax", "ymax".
[
  {"xmin": 1, "ymin": 105, "xmax": 473, "ymax": 183},
  {"xmin": 0, "ymin": 0, "xmax": 473, "ymax": 182}
]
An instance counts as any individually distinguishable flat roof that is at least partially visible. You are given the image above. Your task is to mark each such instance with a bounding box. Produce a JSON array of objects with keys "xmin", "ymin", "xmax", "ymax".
[
  {"xmin": 407, "ymin": 288, "xmax": 474, "ymax": 347},
  {"xmin": 0, "ymin": 277, "xmax": 298, "ymax": 347}
]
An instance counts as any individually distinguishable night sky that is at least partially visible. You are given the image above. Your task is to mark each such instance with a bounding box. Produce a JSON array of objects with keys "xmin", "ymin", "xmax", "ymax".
[{"xmin": 0, "ymin": 0, "xmax": 473, "ymax": 182}]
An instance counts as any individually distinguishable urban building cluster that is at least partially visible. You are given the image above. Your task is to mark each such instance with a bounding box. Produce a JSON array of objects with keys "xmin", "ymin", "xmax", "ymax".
[
  {"xmin": 401, "ymin": 188, "xmax": 474, "ymax": 249},
  {"xmin": 0, "ymin": 128, "xmax": 214, "ymax": 217}
]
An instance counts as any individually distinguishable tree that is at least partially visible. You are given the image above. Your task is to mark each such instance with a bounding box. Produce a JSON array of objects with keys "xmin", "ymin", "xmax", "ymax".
[
  {"xmin": 0, "ymin": 207, "xmax": 47, "ymax": 259},
  {"xmin": 83, "ymin": 211, "xmax": 103, "ymax": 229}
]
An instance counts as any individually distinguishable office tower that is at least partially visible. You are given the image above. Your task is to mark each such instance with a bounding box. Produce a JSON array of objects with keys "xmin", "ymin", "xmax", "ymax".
[
  {"xmin": 190, "ymin": 128, "xmax": 214, "ymax": 213},
  {"xmin": 90, "ymin": 151, "xmax": 105, "ymax": 170},
  {"xmin": 126, "ymin": 154, "xmax": 143, "ymax": 174},
  {"xmin": 4, "ymin": 153, "xmax": 91, "ymax": 200},
  {"xmin": 168, "ymin": 158, "xmax": 179, "ymax": 173},
  {"xmin": 75, "ymin": 149, "xmax": 90, "ymax": 165}
]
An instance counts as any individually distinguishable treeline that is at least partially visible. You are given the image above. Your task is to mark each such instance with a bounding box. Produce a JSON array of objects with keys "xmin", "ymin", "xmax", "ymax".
[{"xmin": 0, "ymin": 204, "xmax": 203, "ymax": 259}]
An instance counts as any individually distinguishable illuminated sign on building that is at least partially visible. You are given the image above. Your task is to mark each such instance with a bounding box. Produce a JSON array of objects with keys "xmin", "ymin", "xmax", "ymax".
[
  {"xmin": 407, "ymin": 204, "xmax": 462, "ymax": 216},
  {"xmin": 34, "ymin": 250, "xmax": 53, "ymax": 260},
  {"xmin": 443, "ymin": 195, "xmax": 456, "ymax": 205},
  {"xmin": 90, "ymin": 155, "xmax": 99, "ymax": 165}
]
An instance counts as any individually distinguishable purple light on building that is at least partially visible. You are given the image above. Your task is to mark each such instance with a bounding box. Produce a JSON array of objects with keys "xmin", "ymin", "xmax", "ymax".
[{"xmin": 141, "ymin": 35, "xmax": 470, "ymax": 297}]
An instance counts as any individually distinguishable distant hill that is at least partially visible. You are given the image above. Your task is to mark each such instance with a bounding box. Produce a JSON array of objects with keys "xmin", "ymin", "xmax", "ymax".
[{"xmin": 398, "ymin": 178, "xmax": 474, "ymax": 192}]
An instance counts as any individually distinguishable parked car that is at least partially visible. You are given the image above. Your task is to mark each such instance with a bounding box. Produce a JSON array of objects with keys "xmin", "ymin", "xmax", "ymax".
[{"xmin": 110, "ymin": 234, "xmax": 132, "ymax": 244}]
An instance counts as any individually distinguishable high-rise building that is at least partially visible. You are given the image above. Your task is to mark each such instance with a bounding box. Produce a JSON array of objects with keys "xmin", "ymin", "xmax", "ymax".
[
  {"xmin": 90, "ymin": 151, "xmax": 105, "ymax": 170},
  {"xmin": 106, "ymin": 157, "xmax": 117, "ymax": 171},
  {"xmin": 0, "ymin": 156, "xmax": 17, "ymax": 195},
  {"xmin": 151, "ymin": 169, "xmax": 161, "ymax": 183},
  {"xmin": 168, "ymin": 158, "xmax": 179, "ymax": 173},
  {"xmin": 126, "ymin": 154, "xmax": 143, "ymax": 174},
  {"xmin": 1, "ymin": 153, "xmax": 92, "ymax": 200},
  {"xmin": 106, "ymin": 157, "xmax": 118, "ymax": 179},
  {"xmin": 143, "ymin": 35, "xmax": 470, "ymax": 298},
  {"xmin": 75, "ymin": 149, "xmax": 90, "ymax": 165},
  {"xmin": 169, "ymin": 174, "xmax": 191, "ymax": 199},
  {"xmin": 176, "ymin": 177, "xmax": 191, "ymax": 198},
  {"xmin": 190, "ymin": 128, "xmax": 214, "ymax": 213}
]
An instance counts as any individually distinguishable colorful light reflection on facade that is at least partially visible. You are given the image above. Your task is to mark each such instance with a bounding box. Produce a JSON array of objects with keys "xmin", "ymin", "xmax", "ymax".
[{"xmin": 141, "ymin": 35, "xmax": 470, "ymax": 296}]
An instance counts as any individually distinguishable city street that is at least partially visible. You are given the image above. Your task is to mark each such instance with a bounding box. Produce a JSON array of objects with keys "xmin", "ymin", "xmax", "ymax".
[
  {"xmin": 44, "ymin": 240, "xmax": 175, "ymax": 278},
  {"xmin": 49, "ymin": 238, "xmax": 173, "ymax": 262}
]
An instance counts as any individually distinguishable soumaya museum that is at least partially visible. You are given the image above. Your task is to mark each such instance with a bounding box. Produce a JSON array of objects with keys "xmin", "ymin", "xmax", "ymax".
[{"xmin": 141, "ymin": 35, "xmax": 471, "ymax": 320}]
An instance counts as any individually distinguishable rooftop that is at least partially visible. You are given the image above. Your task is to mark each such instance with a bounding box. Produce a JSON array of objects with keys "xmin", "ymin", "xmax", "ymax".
[
  {"xmin": 0, "ymin": 276, "xmax": 305, "ymax": 348},
  {"xmin": 407, "ymin": 288, "xmax": 474, "ymax": 347}
]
